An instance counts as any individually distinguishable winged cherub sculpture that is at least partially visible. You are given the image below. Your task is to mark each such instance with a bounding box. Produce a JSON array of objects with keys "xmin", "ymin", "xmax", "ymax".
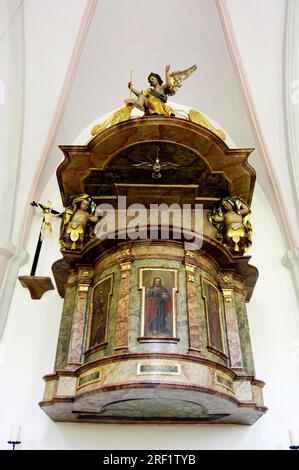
[{"xmin": 126, "ymin": 64, "xmax": 197, "ymax": 117}]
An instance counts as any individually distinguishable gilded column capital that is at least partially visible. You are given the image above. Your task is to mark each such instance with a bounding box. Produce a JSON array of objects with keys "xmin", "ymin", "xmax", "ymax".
[
  {"xmin": 184, "ymin": 250, "xmax": 197, "ymax": 265},
  {"xmin": 185, "ymin": 263, "xmax": 196, "ymax": 282},
  {"xmin": 217, "ymin": 271, "xmax": 235, "ymax": 289},
  {"xmin": 78, "ymin": 284, "xmax": 89, "ymax": 293},
  {"xmin": 120, "ymin": 262, "xmax": 132, "ymax": 279},
  {"xmin": 218, "ymin": 272, "xmax": 247, "ymax": 297},
  {"xmin": 120, "ymin": 262, "xmax": 132, "ymax": 271},
  {"xmin": 77, "ymin": 266, "xmax": 94, "ymax": 285},
  {"xmin": 222, "ymin": 288, "xmax": 233, "ymax": 303},
  {"xmin": 118, "ymin": 247, "xmax": 134, "ymax": 265}
]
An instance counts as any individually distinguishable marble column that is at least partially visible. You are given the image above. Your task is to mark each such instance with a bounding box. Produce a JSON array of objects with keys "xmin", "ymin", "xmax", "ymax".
[
  {"xmin": 115, "ymin": 262, "xmax": 131, "ymax": 351},
  {"xmin": 219, "ymin": 275, "xmax": 243, "ymax": 372},
  {"xmin": 185, "ymin": 261, "xmax": 201, "ymax": 354},
  {"xmin": 67, "ymin": 267, "xmax": 93, "ymax": 367}
]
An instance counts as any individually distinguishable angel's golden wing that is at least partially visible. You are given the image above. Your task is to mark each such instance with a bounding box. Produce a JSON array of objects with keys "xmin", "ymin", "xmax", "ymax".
[
  {"xmin": 188, "ymin": 109, "xmax": 226, "ymax": 141},
  {"xmin": 168, "ymin": 64, "xmax": 197, "ymax": 95},
  {"xmin": 91, "ymin": 104, "xmax": 133, "ymax": 137}
]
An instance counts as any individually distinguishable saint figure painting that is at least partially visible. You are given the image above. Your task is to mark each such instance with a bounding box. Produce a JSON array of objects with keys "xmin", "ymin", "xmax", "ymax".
[
  {"xmin": 201, "ymin": 277, "xmax": 225, "ymax": 355},
  {"xmin": 87, "ymin": 274, "xmax": 113, "ymax": 350},
  {"xmin": 139, "ymin": 268, "xmax": 178, "ymax": 338}
]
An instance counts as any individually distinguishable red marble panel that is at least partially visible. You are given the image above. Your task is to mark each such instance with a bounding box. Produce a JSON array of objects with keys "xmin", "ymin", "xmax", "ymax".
[
  {"xmin": 223, "ymin": 293, "xmax": 243, "ymax": 370},
  {"xmin": 68, "ymin": 287, "xmax": 88, "ymax": 364},
  {"xmin": 115, "ymin": 266, "xmax": 131, "ymax": 350}
]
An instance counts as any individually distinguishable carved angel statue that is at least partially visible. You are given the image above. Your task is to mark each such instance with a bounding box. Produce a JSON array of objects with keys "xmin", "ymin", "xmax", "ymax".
[
  {"xmin": 60, "ymin": 194, "xmax": 99, "ymax": 250},
  {"xmin": 208, "ymin": 196, "xmax": 252, "ymax": 255},
  {"xmin": 126, "ymin": 64, "xmax": 197, "ymax": 116}
]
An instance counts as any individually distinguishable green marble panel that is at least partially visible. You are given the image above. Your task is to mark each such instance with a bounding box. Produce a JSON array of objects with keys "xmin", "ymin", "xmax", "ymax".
[
  {"xmin": 78, "ymin": 371, "xmax": 100, "ymax": 387},
  {"xmin": 54, "ymin": 285, "xmax": 77, "ymax": 370},
  {"xmin": 234, "ymin": 292, "xmax": 256, "ymax": 376},
  {"xmin": 139, "ymin": 364, "xmax": 179, "ymax": 374}
]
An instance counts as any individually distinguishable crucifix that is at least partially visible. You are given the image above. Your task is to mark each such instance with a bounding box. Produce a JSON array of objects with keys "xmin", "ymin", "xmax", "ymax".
[
  {"xmin": 29, "ymin": 201, "xmax": 61, "ymax": 275},
  {"xmin": 18, "ymin": 201, "xmax": 61, "ymax": 299}
]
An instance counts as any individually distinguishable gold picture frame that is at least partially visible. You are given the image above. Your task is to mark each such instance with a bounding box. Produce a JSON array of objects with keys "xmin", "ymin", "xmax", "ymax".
[
  {"xmin": 201, "ymin": 277, "xmax": 226, "ymax": 359},
  {"xmin": 139, "ymin": 267, "xmax": 178, "ymax": 338},
  {"xmin": 86, "ymin": 274, "xmax": 113, "ymax": 352}
]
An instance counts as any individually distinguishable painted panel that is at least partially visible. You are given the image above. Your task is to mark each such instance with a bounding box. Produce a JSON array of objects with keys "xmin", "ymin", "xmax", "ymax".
[
  {"xmin": 86, "ymin": 274, "xmax": 113, "ymax": 350},
  {"xmin": 139, "ymin": 268, "xmax": 178, "ymax": 338},
  {"xmin": 201, "ymin": 277, "xmax": 225, "ymax": 356}
]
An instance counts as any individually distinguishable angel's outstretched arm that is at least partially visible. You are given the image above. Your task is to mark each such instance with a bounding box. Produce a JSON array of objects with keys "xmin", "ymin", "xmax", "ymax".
[
  {"xmin": 163, "ymin": 64, "xmax": 171, "ymax": 91},
  {"xmin": 128, "ymin": 82, "xmax": 141, "ymax": 97}
]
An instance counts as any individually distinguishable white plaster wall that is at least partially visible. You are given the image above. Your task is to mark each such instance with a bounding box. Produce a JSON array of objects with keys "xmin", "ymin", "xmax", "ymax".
[
  {"xmin": 11, "ymin": 0, "xmax": 88, "ymax": 243},
  {"xmin": 226, "ymin": 0, "xmax": 299, "ymax": 244},
  {"xmin": 0, "ymin": 0, "xmax": 10, "ymax": 183},
  {"xmin": 0, "ymin": 0, "xmax": 19, "ymax": 243},
  {"xmin": 0, "ymin": 178, "xmax": 298, "ymax": 450}
]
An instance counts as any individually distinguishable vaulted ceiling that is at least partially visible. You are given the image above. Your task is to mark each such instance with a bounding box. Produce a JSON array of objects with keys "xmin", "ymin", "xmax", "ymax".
[{"xmin": 1, "ymin": 0, "xmax": 298, "ymax": 256}]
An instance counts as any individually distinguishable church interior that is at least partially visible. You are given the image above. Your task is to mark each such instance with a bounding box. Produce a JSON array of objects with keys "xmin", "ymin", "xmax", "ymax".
[{"xmin": 1, "ymin": 0, "xmax": 299, "ymax": 450}]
